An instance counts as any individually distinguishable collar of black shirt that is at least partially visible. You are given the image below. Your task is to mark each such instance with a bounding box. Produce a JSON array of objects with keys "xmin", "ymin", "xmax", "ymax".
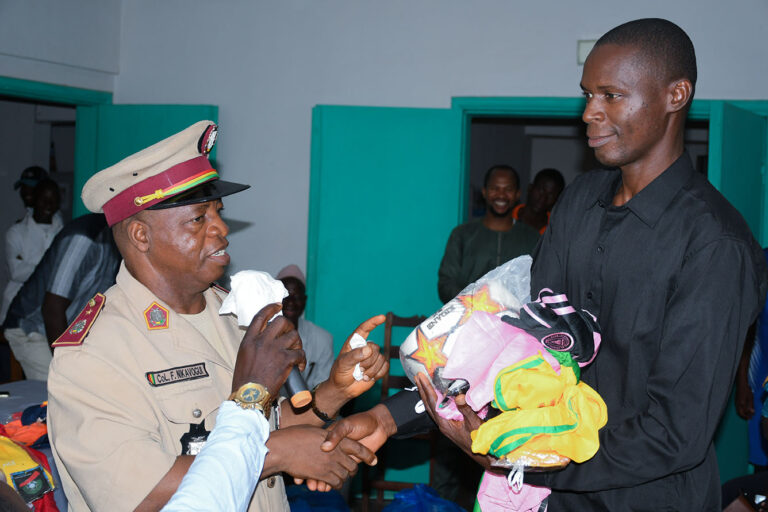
[{"xmin": 587, "ymin": 151, "xmax": 695, "ymax": 228}]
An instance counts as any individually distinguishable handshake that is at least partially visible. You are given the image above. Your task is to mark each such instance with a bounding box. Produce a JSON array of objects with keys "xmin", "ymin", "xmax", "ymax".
[{"xmin": 232, "ymin": 304, "xmax": 393, "ymax": 491}]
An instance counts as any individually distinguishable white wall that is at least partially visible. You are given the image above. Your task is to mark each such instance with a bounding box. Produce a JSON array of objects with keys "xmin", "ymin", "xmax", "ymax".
[
  {"xmin": 0, "ymin": 0, "xmax": 120, "ymax": 91},
  {"xmin": 113, "ymin": 1, "xmax": 768, "ymax": 277},
  {"xmin": 2, "ymin": 1, "xmax": 766, "ymax": 275}
]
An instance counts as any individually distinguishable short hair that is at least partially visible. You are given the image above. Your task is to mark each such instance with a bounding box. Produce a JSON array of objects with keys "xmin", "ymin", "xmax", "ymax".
[
  {"xmin": 483, "ymin": 165, "xmax": 519, "ymax": 189},
  {"xmin": 34, "ymin": 177, "xmax": 61, "ymax": 196},
  {"xmin": 595, "ymin": 18, "xmax": 697, "ymax": 101},
  {"xmin": 533, "ymin": 168, "xmax": 565, "ymax": 192}
]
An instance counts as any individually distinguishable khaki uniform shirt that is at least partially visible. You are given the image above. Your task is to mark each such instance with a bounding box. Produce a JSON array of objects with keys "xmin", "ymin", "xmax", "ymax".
[{"xmin": 48, "ymin": 262, "xmax": 289, "ymax": 512}]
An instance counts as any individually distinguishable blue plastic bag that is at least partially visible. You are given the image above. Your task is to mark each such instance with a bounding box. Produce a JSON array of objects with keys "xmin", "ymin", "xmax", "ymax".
[
  {"xmin": 287, "ymin": 484, "xmax": 350, "ymax": 512},
  {"xmin": 383, "ymin": 484, "xmax": 466, "ymax": 512}
]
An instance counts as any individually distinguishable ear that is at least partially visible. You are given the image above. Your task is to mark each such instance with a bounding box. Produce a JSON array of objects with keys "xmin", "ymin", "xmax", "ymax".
[
  {"xmin": 668, "ymin": 79, "xmax": 693, "ymax": 114},
  {"xmin": 514, "ymin": 188, "xmax": 521, "ymax": 202},
  {"xmin": 481, "ymin": 187, "xmax": 488, "ymax": 200},
  {"xmin": 126, "ymin": 218, "xmax": 151, "ymax": 254}
]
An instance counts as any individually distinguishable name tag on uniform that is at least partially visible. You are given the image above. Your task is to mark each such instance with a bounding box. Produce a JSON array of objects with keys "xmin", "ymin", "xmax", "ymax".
[{"xmin": 146, "ymin": 363, "xmax": 209, "ymax": 387}]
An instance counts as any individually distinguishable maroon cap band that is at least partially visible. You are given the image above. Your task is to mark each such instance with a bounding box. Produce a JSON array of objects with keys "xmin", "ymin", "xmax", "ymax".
[{"xmin": 102, "ymin": 155, "xmax": 217, "ymax": 226}]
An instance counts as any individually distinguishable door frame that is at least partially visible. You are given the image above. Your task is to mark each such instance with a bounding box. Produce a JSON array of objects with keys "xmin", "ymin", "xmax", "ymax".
[
  {"xmin": 0, "ymin": 76, "xmax": 112, "ymax": 106},
  {"xmin": 1, "ymin": 75, "xmax": 114, "ymax": 217}
]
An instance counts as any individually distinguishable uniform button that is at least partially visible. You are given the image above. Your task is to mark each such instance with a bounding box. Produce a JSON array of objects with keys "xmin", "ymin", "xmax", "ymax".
[
  {"xmin": 192, "ymin": 409, "xmax": 202, "ymax": 418},
  {"xmin": 267, "ymin": 477, "xmax": 276, "ymax": 488},
  {"xmin": 587, "ymin": 292, "xmax": 593, "ymax": 300},
  {"xmin": 596, "ymin": 246, "xmax": 604, "ymax": 254}
]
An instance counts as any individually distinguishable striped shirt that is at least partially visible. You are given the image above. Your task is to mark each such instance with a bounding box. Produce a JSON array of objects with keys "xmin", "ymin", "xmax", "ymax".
[{"xmin": 3, "ymin": 214, "xmax": 121, "ymax": 336}]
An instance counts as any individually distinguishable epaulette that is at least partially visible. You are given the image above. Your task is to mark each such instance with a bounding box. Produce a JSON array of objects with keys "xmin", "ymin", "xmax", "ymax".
[{"xmin": 52, "ymin": 293, "xmax": 106, "ymax": 347}]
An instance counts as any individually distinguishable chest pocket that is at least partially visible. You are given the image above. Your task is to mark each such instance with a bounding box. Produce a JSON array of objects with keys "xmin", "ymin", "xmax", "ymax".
[{"xmin": 154, "ymin": 381, "xmax": 224, "ymax": 426}]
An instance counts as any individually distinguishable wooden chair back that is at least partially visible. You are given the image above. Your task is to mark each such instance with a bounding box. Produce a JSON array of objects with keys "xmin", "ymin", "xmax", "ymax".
[{"xmin": 361, "ymin": 312, "xmax": 435, "ymax": 512}]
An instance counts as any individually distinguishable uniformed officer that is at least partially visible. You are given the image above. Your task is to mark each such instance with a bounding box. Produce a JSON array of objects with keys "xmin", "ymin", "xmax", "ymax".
[{"xmin": 47, "ymin": 121, "xmax": 386, "ymax": 512}]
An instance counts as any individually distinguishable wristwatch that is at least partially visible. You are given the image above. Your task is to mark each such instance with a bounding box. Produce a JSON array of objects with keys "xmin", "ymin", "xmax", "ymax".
[{"xmin": 228, "ymin": 383, "xmax": 271, "ymax": 413}]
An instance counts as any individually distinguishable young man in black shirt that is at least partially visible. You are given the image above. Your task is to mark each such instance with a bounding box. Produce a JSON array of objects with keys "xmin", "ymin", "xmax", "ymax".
[{"xmin": 323, "ymin": 18, "xmax": 768, "ymax": 510}]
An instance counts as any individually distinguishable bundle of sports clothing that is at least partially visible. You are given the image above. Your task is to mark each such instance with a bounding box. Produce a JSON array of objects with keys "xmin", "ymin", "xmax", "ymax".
[
  {"xmin": 398, "ymin": 256, "xmax": 607, "ymax": 511},
  {"xmin": 1, "ymin": 402, "xmax": 58, "ymax": 511}
]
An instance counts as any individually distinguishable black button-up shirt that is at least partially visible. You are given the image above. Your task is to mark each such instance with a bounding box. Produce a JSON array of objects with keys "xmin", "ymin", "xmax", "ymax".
[{"xmin": 529, "ymin": 153, "xmax": 768, "ymax": 510}]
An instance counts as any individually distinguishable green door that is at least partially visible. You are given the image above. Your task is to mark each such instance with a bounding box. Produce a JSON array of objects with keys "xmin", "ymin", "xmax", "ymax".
[
  {"xmin": 709, "ymin": 101, "xmax": 766, "ymax": 243},
  {"xmin": 73, "ymin": 104, "xmax": 218, "ymax": 217},
  {"xmin": 710, "ymin": 101, "xmax": 767, "ymax": 483},
  {"xmin": 307, "ymin": 105, "xmax": 462, "ymax": 353},
  {"xmin": 307, "ymin": 105, "xmax": 462, "ymax": 485}
]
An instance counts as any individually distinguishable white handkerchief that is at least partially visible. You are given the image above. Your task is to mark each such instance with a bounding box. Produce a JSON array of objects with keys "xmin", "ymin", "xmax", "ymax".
[
  {"xmin": 349, "ymin": 333, "xmax": 367, "ymax": 381},
  {"xmin": 219, "ymin": 270, "xmax": 288, "ymax": 326}
]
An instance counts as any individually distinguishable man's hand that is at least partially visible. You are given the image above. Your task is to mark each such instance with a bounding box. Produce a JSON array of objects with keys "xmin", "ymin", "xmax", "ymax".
[
  {"xmin": 323, "ymin": 403, "xmax": 397, "ymax": 454},
  {"xmin": 231, "ymin": 303, "xmax": 305, "ymax": 397},
  {"xmin": 307, "ymin": 315, "xmax": 388, "ymax": 421},
  {"xmin": 263, "ymin": 425, "xmax": 376, "ymax": 490},
  {"xmin": 736, "ymin": 322, "xmax": 757, "ymax": 420},
  {"xmin": 414, "ymin": 373, "xmax": 494, "ymax": 471},
  {"xmin": 736, "ymin": 374, "xmax": 755, "ymax": 420},
  {"xmin": 42, "ymin": 292, "xmax": 72, "ymax": 345},
  {"xmin": 298, "ymin": 404, "xmax": 397, "ymax": 492},
  {"xmin": 328, "ymin": 315, "xmax": 388, "ymax": 399}
]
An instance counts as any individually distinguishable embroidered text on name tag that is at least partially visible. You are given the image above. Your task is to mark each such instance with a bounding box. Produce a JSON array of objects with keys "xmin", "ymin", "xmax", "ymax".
[{"xmin": 146, "ymin": 363, "xmax": 209, "ymax": 387}]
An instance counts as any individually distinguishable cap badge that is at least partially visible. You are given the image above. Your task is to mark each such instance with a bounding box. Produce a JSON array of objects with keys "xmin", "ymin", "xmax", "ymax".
[
  {"xmin": 133, "ymin": 169, "xmax": 219, "ymax": 207},
  {"xmin": 144, "ymin": 302, "xmax": 170, "ymax": 330},
  {"xmin": 199, "ymin": 125, "xmax": 218, "ymax": 155}
]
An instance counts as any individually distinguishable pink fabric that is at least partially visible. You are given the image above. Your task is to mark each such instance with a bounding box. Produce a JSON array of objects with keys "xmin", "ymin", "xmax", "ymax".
[
  {"xmin": 441, "ymin": 312, "xmax": 560, "ymax": 414},
  {"xmin": 476, "ymin": 471, "xmax": 550, "ymax": 512},
  {"xmin": 578, "ymin": 331, "xmax": 602, "ymax": 367},
  {"xmin": 432, "ymin": 389, "xmax": 465, "ymax": 421},
  {"xmin": 431, "ymin": 389, "xmax": 491, "ymax": 421}
]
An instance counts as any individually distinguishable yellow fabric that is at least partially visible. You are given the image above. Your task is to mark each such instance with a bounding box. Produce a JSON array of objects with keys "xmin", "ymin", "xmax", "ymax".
[
  {"xmin": 0, "ymin": 436, "xmax": 55, "ymax": 489},
  {"xmin": 472, "ymin": 354, "xmax": 607, "ymax": 464},
  {"xmin": 491, "ymin": 353, "xmax": 575, "ymax": 411}
]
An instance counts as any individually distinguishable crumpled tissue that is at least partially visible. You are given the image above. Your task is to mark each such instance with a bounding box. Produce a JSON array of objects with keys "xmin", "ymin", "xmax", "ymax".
[{"xmin": 218, "ymin": 270, "xmax": 288, "ymax": 326}]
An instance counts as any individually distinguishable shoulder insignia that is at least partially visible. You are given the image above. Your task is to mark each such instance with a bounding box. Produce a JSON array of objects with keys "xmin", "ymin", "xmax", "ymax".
[
  {"xmin": 144, "ymin": 302, "xmax": 170, "ymax": 330},
  {"xmin": 52, "ymin": 294, "xmax": 106, "ymax": 347}
]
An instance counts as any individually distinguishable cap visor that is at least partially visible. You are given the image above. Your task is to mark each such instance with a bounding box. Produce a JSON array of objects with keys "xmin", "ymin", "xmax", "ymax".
[{"xmin": 147, "ymin": 179, "xmax": 250, "ymax": 210}]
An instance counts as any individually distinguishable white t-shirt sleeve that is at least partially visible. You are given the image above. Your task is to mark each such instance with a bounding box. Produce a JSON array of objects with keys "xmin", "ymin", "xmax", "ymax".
[{"xmin": 5, "ymin": 223, "xmax": 31, "ymax": 282}]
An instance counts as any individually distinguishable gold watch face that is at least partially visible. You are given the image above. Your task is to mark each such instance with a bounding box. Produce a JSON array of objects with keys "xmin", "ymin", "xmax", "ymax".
[{"xmin": 236, "ymin": 383, "xmax": 269, "ymax": 407}]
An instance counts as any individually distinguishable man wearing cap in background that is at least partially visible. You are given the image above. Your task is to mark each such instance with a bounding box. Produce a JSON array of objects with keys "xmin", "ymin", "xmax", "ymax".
[
  {"xmin": 277, "ymin": 264, "xmax": 334, "ymax": 390},
  {"xmin": 47, "ymin": 121, "xmax": 387, "ymax": 511},
  {"xmin": 13, "ymin": 166, "xmax": 48, "ymax": 212}
]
